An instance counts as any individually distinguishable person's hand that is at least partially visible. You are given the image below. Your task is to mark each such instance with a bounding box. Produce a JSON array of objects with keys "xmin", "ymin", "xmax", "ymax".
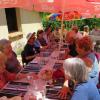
[
  {"xmin": 9, "ymin": 96, "xmax": 22, "ymax": 100},
  {"xmin": 58, "ymin": 86, "xmax": 72, "ymax": 100},
  {"xmin": 16, "ymin": 73, "xmax": 27, "ymax": 79}
]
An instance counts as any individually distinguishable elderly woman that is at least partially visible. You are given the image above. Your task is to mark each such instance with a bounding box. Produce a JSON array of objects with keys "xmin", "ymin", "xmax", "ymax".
[
  {"xmin": 0, "ymin": 51, "xmax": 19, "ymax": 88},
  {"xmin": 59, "ymin": 58, "xmax": 100, "ymax": 100},
  {"xmin": 0, "ymin": 51, "xmax": 7, "ymax": 88},
  {"xmin": 76, "ymin": 36, "xmax": 99, "ymax": 84},
  {"xmin": 0, "ymin": 39, "xmax": 21, "ymax": 74},
  {"xmin": 0, "ymin": 51, "xmax": 35, "ymax": 89}
]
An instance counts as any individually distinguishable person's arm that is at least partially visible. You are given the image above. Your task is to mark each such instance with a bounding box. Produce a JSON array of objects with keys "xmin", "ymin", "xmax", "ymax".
[
  {"xmin": 13, "ymin": 51, "xmax": 22, "ymax": 69},
  {"xmin": 40, "ymin": 45, "xmax": 48, "ymax": 51},
  {"xmin": 25, "ymin": 55, "xmax": 37, "ymax": 60},
  {"xmin": 16, "ymin": 72, "xmax": 38, "ymax": 80},
  {"xmin": 58, "ymin": 80, "xmax": 72, "ymax": 99},
  {"xmin": 5, "ymin": 70, "xmax": 17, "ymax": 81},
  {"xmin": 0, "ymin": 80, "xmax": 5, "ymax": 89}
]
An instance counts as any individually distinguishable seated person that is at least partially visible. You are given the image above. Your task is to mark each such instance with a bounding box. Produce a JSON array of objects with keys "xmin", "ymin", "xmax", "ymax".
[
  {"xmin": 52, "ymin": 27, "xmax": 60, "ymax": 42},
  {"xmin": 0, "ymin": 51, "xmax": 21, "ymax": 88},
  {"xmin": 23, "ymin": 33, "xmax": 39, "ymax": 64},
  {"xmin": 0, "ymin": 51, "xmax": 37, "ymax": 89},
  {"xmin": 31, "ymin": 32, "xmax": 40, "ymax": 53},
  {"xmin": 65, "ymin": 26, "xmax": 82, "ymax": 57},
  {"xmin": 90, "ymin": 26, "xmax": 100, "ymax": 36},
  {"xmin": 83, "ymin": 25, "xmax": 90, "ymax": 36},
  {"xmin": 0, "ymin": 51, "xmax": 7, "ymax": 89},
  {"xmin": 59, "ymin": 58, "xmax": 100, "ymax": 100},
  {"xmin": 59, "ymin": 24, "xmax": 67, "ymax": 41},
  {"xmin": 34, "ymin": 30, "xmax": 48, "ymax": 50},
  {"xmin": 43, "ymin": 26, "xmax": 52, "ymax": 45},
  {"xmin": 76, "ymin": 36, "xmax": 99, "ymax": 84},
  {"xmin": 0, "ymin": 39, "xmax": 22, "ymax": 74}
]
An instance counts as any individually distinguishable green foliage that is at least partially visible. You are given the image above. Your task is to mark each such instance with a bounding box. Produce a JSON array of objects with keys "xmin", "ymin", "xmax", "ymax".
[
  {"xmin": 39, "ymin": 12, "xmax": 60, "ymax": 30},
  {"xmin": 39, "ymin": 12, "xmax": 100, "ymax": 31}
]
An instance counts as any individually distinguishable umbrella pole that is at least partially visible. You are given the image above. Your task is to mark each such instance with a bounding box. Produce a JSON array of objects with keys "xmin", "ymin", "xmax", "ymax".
[
  {"xmin": 59, "ymin": 11, "xmax": 64, "ymax": 49},
  {"xmin": 59, "ymin": 0, "xmax": 66, "ymax": 49}
]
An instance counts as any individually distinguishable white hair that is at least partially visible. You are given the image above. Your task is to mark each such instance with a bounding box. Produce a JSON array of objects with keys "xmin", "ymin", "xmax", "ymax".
[
  {"xmin": 63, "ymin": 58, "xmax": 88, "ymax": 83},
  {"xmin": 0, "ymin": 39, "xmax": 11, "ymax": 52}
]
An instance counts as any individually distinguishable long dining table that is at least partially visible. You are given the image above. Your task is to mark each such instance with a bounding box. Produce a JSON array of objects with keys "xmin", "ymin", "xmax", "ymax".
[{"xmin": 0, "ymin": 44, "xmax": 68, "ymax": 100}]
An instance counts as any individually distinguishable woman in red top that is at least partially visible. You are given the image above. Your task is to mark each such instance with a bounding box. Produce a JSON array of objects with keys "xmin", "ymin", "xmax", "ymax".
[
  {"xmin": 0, "ymin": 51, "xmax": 19, "ymax": 88},
  {"xmin": 0, "ymin": 52, "xmax": 37, "ymax": 89}
]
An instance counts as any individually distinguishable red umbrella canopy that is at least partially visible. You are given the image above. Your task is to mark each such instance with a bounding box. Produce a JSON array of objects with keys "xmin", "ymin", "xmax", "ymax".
[
  {"xmin": 87, "ymin": 0, "xmax": 100, "ymax": 2},
  {"xmin": 0, "ymin": 0, "xmax": 33, "ymax": 10},
  {"xmin": 33, "ymin": 0, "xmax": 93, "ymax": 12},
  {"xmin": 86, "ymin": 0, "xmax": 100, "ymax": 17},
  {"xmin": 33, "ymin": 0, "xmax": 61, "ymax": 13},
  {"xmin": 47, "ymin": 11, "xmax": 82, "ymax": 21},
  {"xmin": 33, "ymin": 0, "xmax": 100, "ymax": 18}
]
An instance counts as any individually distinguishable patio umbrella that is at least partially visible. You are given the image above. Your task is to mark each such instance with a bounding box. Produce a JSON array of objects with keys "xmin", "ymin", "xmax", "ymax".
[
  {"xmin": 0, "ymin": 0, "xmax": 33, "ymax": 10},
  {"xmin": 33, "ymin": 0, "xmax": 61, "ymax": 13},
  {"xmin": 46, "ymin": 13, "xmax": 60, "ymax": 20},
  {"xmin": 46, "ymin": 11, "xmax": 82, "ymax": 21},
  {"xmin": 87, "ymin": 0, "xmax": 100, "ymax": 2},
  {"xmin": 33, "ymin": 0, "xmax": 100, "ymax": 18},
  {"xmin": 33, "ymin": 0, "xmax": 100, "ymax": 41},
  {"xmin": 33, "ymin": 0, "xmax": 92, "ymax": 12},
  {"xmin": 86, "ymin": 0, "xmax": 100, "ymax": 17}
]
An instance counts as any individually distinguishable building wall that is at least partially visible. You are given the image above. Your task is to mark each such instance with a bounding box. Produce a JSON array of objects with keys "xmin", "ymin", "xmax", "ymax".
[
  {"xmin": 12, "ymin": 9, "xmax": 43, "ymax": 55},
  {"xmin": 20, "ymin": 9, "xmax": 43, "ymax": 38},
  {"xmin": 0, "ymin": 8, "xmax": 43, "ymax": 40},
  {"xmin": 0, "ymin": 9, "xmax": 8, "ymax": 39},
  {"xmin": 16, "ymin": 9, "xmax": 22, "ymax": 32},
  {"xmin": 0, "ymin": 8, "xmax": 43, "ymax": 55}
]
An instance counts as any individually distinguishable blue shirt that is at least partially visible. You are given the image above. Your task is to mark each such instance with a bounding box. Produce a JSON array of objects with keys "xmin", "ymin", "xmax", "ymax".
[
  {"xmin": 34, "ymin": 39, "xmax": 41, "ymax": 48},
  {"xmin": 71, "ymin": 79, "xmax": 100, "ymax": 100},
  {"xmin": 87, "ymin": 52, "xmax": 99, "ymax": 78}
]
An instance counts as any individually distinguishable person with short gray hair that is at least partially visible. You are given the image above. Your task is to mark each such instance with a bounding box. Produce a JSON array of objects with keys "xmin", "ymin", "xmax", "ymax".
[
  {"xmin": 59, "ymin": 58, "xmax": 100, "ymax": 100},
  {"xmin": 0, "ymin": 39, "xmax": 21, "ymax": 74},
  {"xmin": 0, "ymin": 39, "xmax": 11, "ymax": 52},
  {"xmin": 64, "ymin": 58, "xmax": 88, "ymax": 83}
]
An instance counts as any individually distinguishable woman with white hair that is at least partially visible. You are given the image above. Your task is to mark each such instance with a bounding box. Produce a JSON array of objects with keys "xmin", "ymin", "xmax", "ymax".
[{"xmin": 59, "ymin": 58, "xmax": 100, "ymax": 100}]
